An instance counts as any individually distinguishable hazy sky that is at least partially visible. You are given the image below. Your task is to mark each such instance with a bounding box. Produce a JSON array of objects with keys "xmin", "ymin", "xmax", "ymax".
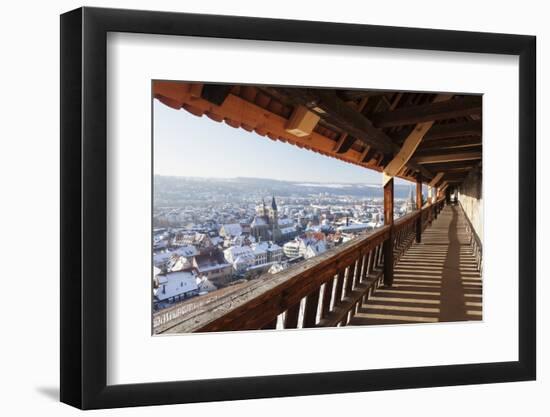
[{"xmin": 154, "ymin": 99, "xmax": 410, "ymax": 185}]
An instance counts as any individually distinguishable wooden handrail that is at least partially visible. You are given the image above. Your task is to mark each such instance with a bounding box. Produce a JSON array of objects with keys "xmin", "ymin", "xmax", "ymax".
[
  {"xmin": 394, "ymin": 209, "xmax": 420, "ymax": 228},
  {"xmin": 160, "ymin": 226, "xmax": 390, "ymax": 333},
  {"xmin": 153, "ymin": 280, "xmax": 254, "ymax": 333}
]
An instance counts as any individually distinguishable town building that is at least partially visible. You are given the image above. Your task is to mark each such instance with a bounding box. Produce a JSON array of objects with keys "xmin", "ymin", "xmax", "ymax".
[
  {"xmin": 174, "ymin": 232, "xmax": 214, "ymax": 252},
  {"xmin": 250, "ymin": 196, "xmax": 283, "ymax": 243},
  {"xmin": 219, "ymin": 223, "xmax": 243, "ymax": 239},
  {"xmin": 153, "ymin": 270, "xmax": 199, "ymax": 306},
  {"xmin": 192, "ymin": 251, "xmax": 233, "ymax": 285}
]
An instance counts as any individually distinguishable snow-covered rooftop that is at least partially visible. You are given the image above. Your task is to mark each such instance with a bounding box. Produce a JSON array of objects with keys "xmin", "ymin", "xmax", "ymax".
[
  {"xmin": 154, "ymin": 271, "xmax": 198, "ymax": 302},
  {"xmin": 337, "ymin": 223, "xmax": 371, "ymax": 232},
  {"xmin": 172, "ymin": 245, "xmax": 198, "ymax": 257},
  {"xmin": 278, "ymin": 218, "xmax": 293, "ymax": 227},
  {"xmin": 251, "ymin": 216, "xmax": 267, "ymax": 227},
  {"xmin": 220, "ymin": 223, "xmax": 243, "ymax": 237}
]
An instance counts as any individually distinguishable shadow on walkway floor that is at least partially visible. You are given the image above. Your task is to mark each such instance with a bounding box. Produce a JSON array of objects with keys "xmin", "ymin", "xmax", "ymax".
[{"xmin": 350, "ymin": 204, "xmax": 482, "ymax": 326}]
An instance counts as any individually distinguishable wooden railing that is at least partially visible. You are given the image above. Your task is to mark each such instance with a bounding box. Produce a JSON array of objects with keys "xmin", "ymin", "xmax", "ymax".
[
  {"xmin": 421, "ymin": 197, "xmax": 444, "ymax": 231},
  {"xmin": 393, "ymin": 210, "xmax": 420, "ymax": 261},
  {"xmin": 157, "ymin": 198, "xmax": 446, "ymax": 333},
  {"xmin": 153, "ymin": 280, "xmax": 253, "ymax": 333},
  {"xmin": 459, "ymin": 202, "xmax": 483, "ymax": 272}
]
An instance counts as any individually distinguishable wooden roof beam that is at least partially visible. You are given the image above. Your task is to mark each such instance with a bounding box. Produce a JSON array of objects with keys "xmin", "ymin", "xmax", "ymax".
[
  {"xmin": 415, "ymin": 151, "xmax": 482, "ymax": 164},
  {"xmin": 334, "ymin": 97, "xmax": 369, "ymax": 154},
  {"xmin": 285, "ymin": 105, "xmax": 320, "ymax": 137},
  {"xmin": 335, "ymin": 90, "xmax": 387, "ymax": 101},
  {"xmin": 429, "ymin": 172, "xmax": 445, "ymax": 187},
  {"xmin": 423, "ymin": 120, "xmax": 482, "ymax": 141},
  {"xmin": 307, "ymin": 89, "xmax": 433, "ymax": 179},
  {"xmin": 433, "ymin": 172, "xmax": 467, "ymax": 183},
  {"xmin": 310, "ymin": 89, "xmax": 395, "ymax": 154},
  {"xmin": 418, "ymin": 162, "xmax": 478, "ymax": 171},
  {"xmin": 415, "ymin": 145, "xmax": 482, "ymax": 158},
  {"xmin": 259, "ymin": 86, "xmax": 434, "ymax": 179},
  {"xmin": 334, "ymin": 135, "xmax": 356, "ymax": 154},
  {"xmin": 372, "ymin": 96, "xmax": 482, "ymax": 128},
  {"xmin": 418, "ymin": 136, "xmax": 482, "ymax": 151},
  {"xmin": 201, "ymin": 84, "xmax": 233, "ymax": 106},
  {"xmin": 383, "ymin": 94, "xmax": 452, "ymax": 183}
]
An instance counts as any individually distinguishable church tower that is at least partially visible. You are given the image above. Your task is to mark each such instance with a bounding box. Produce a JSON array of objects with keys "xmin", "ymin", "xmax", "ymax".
[
  {"xmin": 256, "ymin": 197, "xmax": 267, "ymax": 217},
  {"xmin": 270, "ymin": 195, "xmax": 281, "ymax": 242},
  {"xmin": 269, "ymin": 195, "xmax": 279, "ymax": 223},
  {"xmin": 271, "ymin": 195, "xmax": 277, "ymax": 213}
]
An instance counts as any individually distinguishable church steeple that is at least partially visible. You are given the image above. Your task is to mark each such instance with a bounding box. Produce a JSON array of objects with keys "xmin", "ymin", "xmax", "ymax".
[{"xmin": 271, "ymin": 195, "xmax": 278, "ymax": 211}]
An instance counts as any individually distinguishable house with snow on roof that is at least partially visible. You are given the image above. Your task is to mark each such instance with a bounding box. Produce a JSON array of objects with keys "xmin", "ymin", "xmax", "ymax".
[
  {"xmin": 153, "ymin": 270, "xmax": 199, "ymax": 307},
  {"xmin": 219, "ymin": 223, "xmax": 243, "ymax": 239},
  {"xmin": 192, "ymin": 251, "xmax": 233, "ymax": 285},
  {"xmin": 196, "ymin": 276, "xmax": 217, "ymax": 295}
]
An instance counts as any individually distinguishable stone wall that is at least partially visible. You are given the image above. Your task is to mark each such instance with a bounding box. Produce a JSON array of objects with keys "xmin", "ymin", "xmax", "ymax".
[{"xmin": 457, "ymin": 166, "xmax": 483, "ymax": 244}]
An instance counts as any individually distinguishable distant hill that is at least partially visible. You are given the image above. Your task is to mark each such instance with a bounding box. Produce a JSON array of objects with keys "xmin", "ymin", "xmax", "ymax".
[{"xmin": 154, "ymin": 175, "xmax": 415, "ymax": 202}]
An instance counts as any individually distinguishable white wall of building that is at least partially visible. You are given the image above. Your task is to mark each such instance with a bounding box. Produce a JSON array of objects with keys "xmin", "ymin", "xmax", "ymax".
[{"xmin": 458, "ymin": 166, "xmax": 484, "ymax": 243}]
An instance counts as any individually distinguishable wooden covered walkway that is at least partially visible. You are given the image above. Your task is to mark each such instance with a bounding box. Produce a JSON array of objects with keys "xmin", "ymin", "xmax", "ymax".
[
  {"xmin": 152, "ymin": 82, "xmax": 485, "ymax": 333},
  {"xmin": 350, "ymin": 204, "xmax": 482, "ymax": 326}
]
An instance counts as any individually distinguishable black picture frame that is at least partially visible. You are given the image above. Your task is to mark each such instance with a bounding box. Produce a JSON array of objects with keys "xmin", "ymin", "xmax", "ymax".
[{"xmin": 60, "ymin": 6, "xmax": 536, "ymax": 410}]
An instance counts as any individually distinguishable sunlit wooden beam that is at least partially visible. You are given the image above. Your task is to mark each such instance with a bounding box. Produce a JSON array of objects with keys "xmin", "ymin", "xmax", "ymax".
[
  {"xmin": 262, "ymin": 86, "xmax": 434, "ymax": 179},
  {"xmin": 285, "ymin": 105, "xmax": 320, "ymax": 137},
  {"xmin": 429, "ymin": 172, "xmax": 445, "ymax": 187},
  {"xmin": 382, "ymin": 95, "xmax": 451, "ymax": 183}
]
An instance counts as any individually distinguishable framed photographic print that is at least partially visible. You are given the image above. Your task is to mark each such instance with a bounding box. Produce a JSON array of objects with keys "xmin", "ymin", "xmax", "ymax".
[{"xmin": 60, "ymin": 7, "xmax": 536, "ymax": 409}]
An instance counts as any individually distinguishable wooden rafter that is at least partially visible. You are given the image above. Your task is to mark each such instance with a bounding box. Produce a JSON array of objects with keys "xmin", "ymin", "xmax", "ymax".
[
  {"xmin": 154, "ymin": 82, "xmax": 487, "ymax": 185},
  {"xmin": 416, "ymin": 145, "xmax": 482, "ymax": 158},
  {"xmin": 382, "ymin": 95, "xmax": 451, "ymax": 182},
  {"xmin": 418, "ymin": 136, "xmax": 482, "ymax": 151},
  {"xmin": 201, "ymin": 84, "xmax": 233, "ymax": 105},
  {"xmin": 372, "ymin": 96, "xmax": 482, "ymax": 128},
  {"xmin": 441, "ymin": 172, "xmax": 468, "ymax": 181},
  {"xmin": 299, "ymin": 88, "xmax": 395, "ymax": 153},
  {"xmin": 280, "ymin": 88, "xmax": 433, "ymax": 179},
  {"xmin": 426, "ymin": 166, "xmax": 476, "ymax": 174},
  {"xmin": 154, "ymin": 83, "xmax": 367, "ymax": 167},
  {"xmin": 416, "ymin": 151, "xmax": 482, "ymax": 164},
  {"xmin": 334, "ymin": 97, "xmax": 369, "ymax": 154},
  {"xmin": 423, "ymin": 120, "xmax": 482, "ymax": 141},
  {"xmin": 358, "ymin": 146, "xmax": 371, "ymax": 163},
  {"xmin": 285, "ymin": 105, "xmax": 320, "ymax": 137},
  {"xmin": 429, "ymin": 172, "xmax": 445, "ymax": 187}
]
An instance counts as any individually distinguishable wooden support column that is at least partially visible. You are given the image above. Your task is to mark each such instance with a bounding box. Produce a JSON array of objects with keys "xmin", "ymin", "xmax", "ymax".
[
  {"xmin": 428, "ymin": 186, "xmax": 433, "ymax": 204},
  {"xmin": 383, "ymin": 177, "xmax": 394, "ymax": 287},
  {"xmin": 415, "ymin": 179, "xmax": 423, "ymax": 243}
]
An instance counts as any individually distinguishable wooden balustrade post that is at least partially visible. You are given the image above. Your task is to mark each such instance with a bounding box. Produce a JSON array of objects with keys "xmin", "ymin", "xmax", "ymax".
[
  {"xmin": 383, "ymin": 176, "xmax": 394, "ymax": 287},
  {"xmin": 433, "ymin": 187, "xmax": 439, "ymax": 218},
  {"xmin": 415, "ymin": 178, "xmax": 422, "ymax": 243}
]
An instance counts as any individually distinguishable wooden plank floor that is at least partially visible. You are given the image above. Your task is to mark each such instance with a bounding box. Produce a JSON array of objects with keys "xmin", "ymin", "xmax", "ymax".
[{"xmin": 350, "ymin": 204, "xmax": 482, "ymax": 326}]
